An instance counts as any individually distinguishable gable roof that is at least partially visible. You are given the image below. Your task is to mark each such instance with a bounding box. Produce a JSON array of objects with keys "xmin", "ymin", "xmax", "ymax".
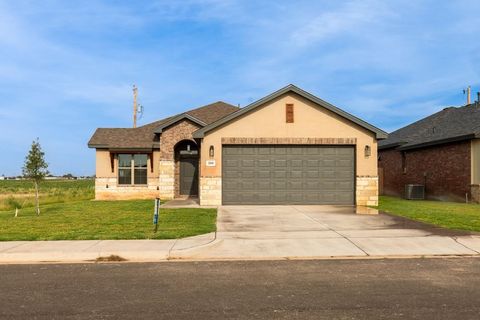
[
  {"xmin": 379, "ymin": 102, "xmax": 480, "ymax": 151},
  {"xmin": 88, "ymin": 101, "xmax": 238, "ymax": 149},
  {"xmin": 192, "ymin": 84, "xmax": 388, "ymax": 139}
]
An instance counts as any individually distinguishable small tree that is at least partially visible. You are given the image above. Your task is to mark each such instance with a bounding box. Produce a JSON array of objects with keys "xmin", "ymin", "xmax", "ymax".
[{"xmin": 22, "ymin": 138, "xmax": 49, "ymax": 216}]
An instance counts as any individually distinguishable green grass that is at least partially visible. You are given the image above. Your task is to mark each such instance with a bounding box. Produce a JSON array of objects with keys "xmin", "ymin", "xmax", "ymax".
[
  {"xmin": 376, "ymin": 196, "xmax": 480, "ymax": 232},
  {"xmin": 0, "ymin": 179, "xmax": 94, "ymax": 211},
  {"xmin": 0, "ymin": 200, "xmax": 217, "ymax": 241}
]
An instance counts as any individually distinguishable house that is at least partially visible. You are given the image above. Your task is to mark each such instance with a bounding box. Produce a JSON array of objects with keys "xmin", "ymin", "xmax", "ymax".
[
  {"xmin": 88, "ymin": 84, "xmax": 387, "ymax": 206},
  {"xmin": 378, "ymin": 101, "xmax": 480, "ymax": 202}
]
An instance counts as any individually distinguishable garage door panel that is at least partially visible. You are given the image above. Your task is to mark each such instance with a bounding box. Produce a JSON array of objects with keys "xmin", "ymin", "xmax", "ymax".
[
  {"xmin": 222, "ymin": 145, "xmax": 354, "ymax": 205},
  {"xmin": 224, "ymin": 159, "xmax": 239, "ymax": 167},
  {"xmin": 337, "ymin": 170, "xmax": 354, "ymax": 178},
  {"xmin": 241, "ymin": 159, "xmax": 255, "ymax": 167},
  {"xmin": 274, "ymin": 159, "xmax": 287, "ymax": 167},
  {"xmin": 273, "ymin": 181, "xmax": 287, "ymax": 189},
  {"xmin": 321, "ymin": 170, "xmax": 335, "ymax": 178},
  {"xmin": 257, "ymin": 147, "xmax": 271, "ymax": 155},
  {"xmin": 242, "ymin": 171, "xmax": 255, "ymax": 178},
  {"xmin": 289, "ymin": 181, "xmax": 303, "ymax": 190},
  {"xmin": 290, "ymin": 170, "xmax": 302, "ymax": 178},
  {"xmin": 307, "ymin": 160, "xmax": 319, "ymax": 167},
  {"xmin": 288, "ymin": 193, "xmax": 304, "ymax": 202},
  {"xmin": 223, "ymin": 170, "xmax": 241, "ymax": 179},
  {"xmin": 257, "ymin": 193, "xmax": 272, "ymax": 202},
  {"xmin": 274, "ymin": 171, "xmax": 286, "ymax": 178},
  {"xmin": 258, "ymin": 159, "xmax": 271, "ymax": 167},
  {"xmin": 337, "ymin": 181, "xmax": 354, "ymax": 190},
  {"xmin": 258, "ymin": 170, "xmax": 271, "ymax": 178},
  {"xmin": 257, "ymin": 181, "xmax": 271, "ymax": 190},
  {"xmin": 224, "ymin": 147, "xmax": 241, "ymax": 155},
  {"xmin": 291, "ymin": 159, "xmax": 303, "ymax": 167}
]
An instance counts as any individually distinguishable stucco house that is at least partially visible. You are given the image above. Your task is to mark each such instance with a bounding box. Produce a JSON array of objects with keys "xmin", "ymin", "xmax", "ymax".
[
  {"xmin": 378, "ymin": 100, "xmax": 480, "ymax": 202},
  {"xmin": 88, "ymin": 84, "xmax": 387, "ymax": 206}
]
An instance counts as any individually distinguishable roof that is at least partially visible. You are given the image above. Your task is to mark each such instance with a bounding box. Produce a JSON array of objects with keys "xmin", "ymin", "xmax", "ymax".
[
  {"xmin": 193, "ymin": 84, "xmax": 388, "ymax": 139},
  {"xmin": 88, "ymin": 101, "xmax": 238, "ymax": 149},
  {"xmin": 379, "ymin": 102, "xmax": 480, "ymax": 151}
]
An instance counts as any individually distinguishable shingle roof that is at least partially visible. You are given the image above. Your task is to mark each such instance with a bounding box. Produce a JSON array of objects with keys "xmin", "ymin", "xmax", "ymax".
[
  {"xmin": 88, "ymin": 101, "xmax": 238, "ymax": 149},
  {"xmin": 379, "ymin": 102, "xmax": 480, "ymax": 150}
]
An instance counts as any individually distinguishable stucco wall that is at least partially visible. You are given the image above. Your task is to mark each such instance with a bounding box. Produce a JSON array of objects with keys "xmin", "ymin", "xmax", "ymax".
[
  {"xmin": 471, "ymin": 139, "xmax": 480, "ymax": 184},
  {"xmin": 95, "ymin": 149, "xmax": 160, "ymax": 180},
  {"xmin": 200, "ymin": 93, "xmax": 378, "ymax": 177},
  {"xmin": 94, "ymin": 149, "xmax": 161, "ymax": 200},
  {"xmin": 95, "ymin": 149, "xmax": 116, "ymax": 178}
]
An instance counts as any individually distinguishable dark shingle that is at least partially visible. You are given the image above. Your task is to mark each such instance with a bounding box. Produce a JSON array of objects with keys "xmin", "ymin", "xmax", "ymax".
[
  {"xmin": 88, "ymin": 101, "xmax": 238, "ymax": 149},
  {"xmin": 379, "ymin": 103, "xmax": 480, "ymax": 150}
]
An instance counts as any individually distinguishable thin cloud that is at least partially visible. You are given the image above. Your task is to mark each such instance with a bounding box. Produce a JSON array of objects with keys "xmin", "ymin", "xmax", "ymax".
[{"xmin": 0, "ymin": 0, "xmax": 480, "ymax": 175}]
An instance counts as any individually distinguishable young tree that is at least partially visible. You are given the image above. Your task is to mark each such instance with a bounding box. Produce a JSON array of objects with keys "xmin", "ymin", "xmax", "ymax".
[{"xmin": 22, "ymin": 138, "xmax": 49, "ymax": 216}]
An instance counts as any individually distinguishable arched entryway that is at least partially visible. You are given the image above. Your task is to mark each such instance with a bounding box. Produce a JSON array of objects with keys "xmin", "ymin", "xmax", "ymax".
[{"xmin": 174, "ymin": 140, "xmax": 199, "ymax": 197}]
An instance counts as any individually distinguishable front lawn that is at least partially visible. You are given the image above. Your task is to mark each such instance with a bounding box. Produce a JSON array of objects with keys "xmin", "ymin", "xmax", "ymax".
[
  {"xmin": 0, "ymin": 200, "xmax": 216, "ymax": 241},
  {"xmin": 376, "ymin": 196, "xmax": 480, "ymax": 232}
]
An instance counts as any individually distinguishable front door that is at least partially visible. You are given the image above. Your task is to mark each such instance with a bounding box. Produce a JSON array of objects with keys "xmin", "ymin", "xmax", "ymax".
[{"xmin": 180, "ymin": 157, "xmax": 199, "ymax": 196}]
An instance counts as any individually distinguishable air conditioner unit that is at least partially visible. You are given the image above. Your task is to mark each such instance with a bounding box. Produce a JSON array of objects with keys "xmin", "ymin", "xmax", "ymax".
[{"xmin": 405, "ymin": 184, "xmax": 425, "ymax": 200}]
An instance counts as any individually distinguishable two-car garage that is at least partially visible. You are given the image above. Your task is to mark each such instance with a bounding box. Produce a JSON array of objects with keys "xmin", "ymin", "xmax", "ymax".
[
  {"xmin": 194, "ymin": 84, "xmax": 386, "ymax": 207},
  {"xmin": 222, "ymin": 145, "xmax": 355, "ymax": 205}
]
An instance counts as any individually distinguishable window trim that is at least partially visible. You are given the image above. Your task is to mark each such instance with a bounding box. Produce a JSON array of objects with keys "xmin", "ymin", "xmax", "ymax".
[{"xmin": 117, "ymin": 153, "xmax": 148, "ymax": 186}]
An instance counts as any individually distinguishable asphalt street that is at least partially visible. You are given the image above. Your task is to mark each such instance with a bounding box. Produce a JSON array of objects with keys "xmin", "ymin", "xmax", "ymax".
[{"xmin": 1, "ymin": 258, "xmax": 479, "ymax": 319}]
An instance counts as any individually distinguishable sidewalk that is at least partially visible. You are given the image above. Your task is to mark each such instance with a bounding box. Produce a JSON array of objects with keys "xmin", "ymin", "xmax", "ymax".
[
  {"xmin": 1, "ymin": 231, "xmax": 480, "ymax": 264},
  {"xmin": 0, "ymin": 233, "xmax": 216, "ymax": 263},
  {"xmin": 2, "ymin": 204, "xmax": 480, "ymax": 264}
]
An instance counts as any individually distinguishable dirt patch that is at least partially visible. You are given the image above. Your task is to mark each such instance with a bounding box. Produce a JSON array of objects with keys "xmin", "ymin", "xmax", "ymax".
[{"xmin": 95, "ymin": 255, "xmax": 128, "ymax": 262}]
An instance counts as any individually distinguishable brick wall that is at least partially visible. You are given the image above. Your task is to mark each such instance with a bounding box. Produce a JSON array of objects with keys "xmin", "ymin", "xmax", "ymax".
[
  {"xmin": 378, "ymin": 141, "xmax": 471, "ymax": 201},
  {"xmin": 159, "ymin": 119, "xmax": 201, "ymax": 199},
  {"xmin": 159, "ymin": 120, "xmax": 201, "ymax": 159}
]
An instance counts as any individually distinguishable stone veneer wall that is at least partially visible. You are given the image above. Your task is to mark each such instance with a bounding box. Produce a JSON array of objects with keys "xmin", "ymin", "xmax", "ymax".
[
  {"xmin": 356, "ymin": 176, "xmax": 378, "ymax": 206},
  {"xmin": 470, "ymin": 184, "xmax": 480, "ymax": 203},
  {"xmin": 95, "ymin": 177, "xmax": 159, "ymax": 200},
  {"xmin": 199, "ymin": 176, "xmax": 222, "ymax": 206},
  {"xmin": 159, "ymin": 160, "xmax": 175, "ymax": 200}
]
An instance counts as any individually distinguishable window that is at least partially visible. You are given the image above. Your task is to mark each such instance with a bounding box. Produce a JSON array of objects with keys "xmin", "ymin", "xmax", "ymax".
[
  {"xmin": 286, "ymin": 104, "xmax": 294, "ymax": 123},
  {"xmin": 118, "ymin": 154, "xmax": 148, "ymax": 185}
]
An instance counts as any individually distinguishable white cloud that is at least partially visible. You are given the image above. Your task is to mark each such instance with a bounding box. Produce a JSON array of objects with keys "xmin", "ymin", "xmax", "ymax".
[{"xmin": 290, "ymin": 0, "xmax": 392, "ymax": 47}]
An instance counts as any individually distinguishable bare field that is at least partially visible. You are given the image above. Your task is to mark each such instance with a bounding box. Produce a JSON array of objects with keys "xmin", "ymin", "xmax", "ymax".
[{"xmin": 0, "ymin": 179, "xmax": 94, "ymax": 211}]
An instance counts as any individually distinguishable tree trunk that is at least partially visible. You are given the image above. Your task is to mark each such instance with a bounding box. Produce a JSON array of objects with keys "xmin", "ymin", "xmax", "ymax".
[{"xmin": 34, "ymin": 180, "xmax": 40, "ymax": 216}]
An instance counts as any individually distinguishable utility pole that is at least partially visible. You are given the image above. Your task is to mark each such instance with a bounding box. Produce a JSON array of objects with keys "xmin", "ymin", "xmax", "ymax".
[
  {"xmin": 464, "ymin": 86, "xmax": 471, "ymax": 105},
  {"xmin": 133, "ymin": 85, "xmax": 138, "ymax": 128}
]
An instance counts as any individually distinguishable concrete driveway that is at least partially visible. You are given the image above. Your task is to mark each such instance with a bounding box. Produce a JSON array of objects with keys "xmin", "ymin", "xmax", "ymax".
[{"xmin": 172, "ymin": 205, "xmax": 480, "ymax": 260}]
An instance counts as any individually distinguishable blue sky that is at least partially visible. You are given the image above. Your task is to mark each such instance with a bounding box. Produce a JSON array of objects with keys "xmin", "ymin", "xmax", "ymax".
[{"xmin": 1, "ymin": 0, "xmax": 479, "ymax": 176}]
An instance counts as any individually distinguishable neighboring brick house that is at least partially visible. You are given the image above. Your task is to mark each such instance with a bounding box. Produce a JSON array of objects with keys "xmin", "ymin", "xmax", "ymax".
[
  {"xmin": 89, "ymin": 84, "xmax": 387, "ymax": 206},
  {"xmin": 378, "ymin": 101, "xmax": 480, "ymax": 202}
]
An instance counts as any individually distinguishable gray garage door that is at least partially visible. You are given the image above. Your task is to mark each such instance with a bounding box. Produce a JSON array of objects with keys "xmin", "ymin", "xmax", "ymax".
[{"xmin": 222, "ymin": 145, "xmax": 355, "ymax": 205}]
